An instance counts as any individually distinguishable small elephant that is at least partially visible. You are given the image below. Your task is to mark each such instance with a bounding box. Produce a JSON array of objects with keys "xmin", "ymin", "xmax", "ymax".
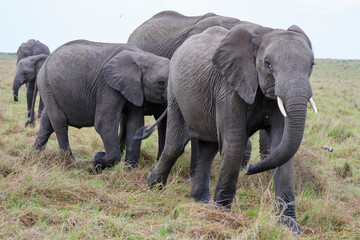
[
  {"xmin": 14, "ymin": 39, "xmax": 50, "ymax": 119},
  {"xmin": 147, "ymin": 23, "xmax": 317, "ymax": 233},
  {"xmin": 128, "ymin": 10, "xmax": 245, "ymax": 176},
  {"xmin": 32, "ymin": 40, "xmax": 169, "ymax": 171},
  {"xmin": 13, "ymin": 54, "xmax": 48, "ymax": 125}
]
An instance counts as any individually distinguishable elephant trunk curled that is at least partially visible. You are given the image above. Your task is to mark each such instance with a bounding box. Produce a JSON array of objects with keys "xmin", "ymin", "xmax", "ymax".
[{"xmin": 246, "ymin": 86, "xmax": 310, "ymax": 175}]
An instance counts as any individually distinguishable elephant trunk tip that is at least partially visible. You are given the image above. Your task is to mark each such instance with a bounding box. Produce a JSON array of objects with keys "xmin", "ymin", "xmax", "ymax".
[
  {"xmin": 13, "ymin": 91, "xmax": 19, "ymax": 102},
  {"xmin": 245, "ymin": 164, "xmax": 256, "ymax": 175},
  {"xmin": 245, "ymin": 162, "xmax": 276, "ymax": 175}
]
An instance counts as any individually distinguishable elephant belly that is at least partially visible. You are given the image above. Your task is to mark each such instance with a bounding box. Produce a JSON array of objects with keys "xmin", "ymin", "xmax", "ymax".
[
  {"xmin": 175, "ymin": 89, "xmax": 218, "ymax": 142},
  {"xmin": 50, "ymin": 83, "xmax": 96, "ymax": 128}
]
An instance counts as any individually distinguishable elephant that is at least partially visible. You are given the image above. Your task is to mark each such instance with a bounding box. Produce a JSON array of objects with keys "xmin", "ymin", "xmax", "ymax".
[
  {"xmin": 146, "ymin": 23, "xmax": 317, "ymax": 233},
  {"xmin": 127, "ymin": 10, "xmax": 250, "ymax": 177},
  {"xmin": 30, "ymin": 40, "xmax": 169, "ymax": 171},
  {"xmin": 13, "ymin": 54, "xmax": 48, "ymax": 126},
  {"xmin": 14, "ymin": 39, "xmax": 50, "ymax": 119}
]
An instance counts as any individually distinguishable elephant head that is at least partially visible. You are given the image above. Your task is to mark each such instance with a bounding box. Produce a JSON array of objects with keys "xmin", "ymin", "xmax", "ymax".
[
  {"xmin": 16, "ymin": 39, "xmax": 50, "ymax": 63},
  {"xmin": 103, "ymin": 50, "xmax": 169, "ymax": 107},
  {"xmin": 13, "ymin": 54, "xmax": 48, "ymax": 102},
  {"xmin": 212, "ymin": 22, "xmax": 317, "ymax": 174}
]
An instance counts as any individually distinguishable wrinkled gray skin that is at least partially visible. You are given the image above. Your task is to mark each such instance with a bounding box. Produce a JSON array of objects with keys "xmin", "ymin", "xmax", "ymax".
[
  {"xmin": 128, "ymin": 10, "xmax": 253, "ymax": 176},
  {"xmin": 33, "ymin": 40, "xmax": 169, "ymax": 171},
  {"xmin": 14, "ymin": 39, "xmax": 50, "ymax": 119},
  {"xmin": 13, "ymin": 54, "xmax": 48, "ymax": 126},
  {"xmin": 147, "ymin": 23, "xmax": 315, "ymax": 233}
]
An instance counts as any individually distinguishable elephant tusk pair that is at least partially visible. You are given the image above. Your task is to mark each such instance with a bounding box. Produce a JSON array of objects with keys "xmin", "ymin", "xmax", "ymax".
[{"xmin": 277, "ymin": 97, "xmax": 318, "ymax": 118}]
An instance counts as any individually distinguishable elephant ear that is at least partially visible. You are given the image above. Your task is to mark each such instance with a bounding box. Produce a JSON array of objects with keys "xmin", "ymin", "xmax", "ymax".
[
  {"xmin": 287, "ymin": 25, "xmax": 312, "ymax": 49},
  {"xmin": 103, "ymin": 50, "xmax": 144, "ymax": 107},
  {"xmin": 212, "ymin": 23, "xmax": 270, "ymax": 104},
  {"xmin": 33, "ymin": 54, "xmax": 48, "ymax": 75}
]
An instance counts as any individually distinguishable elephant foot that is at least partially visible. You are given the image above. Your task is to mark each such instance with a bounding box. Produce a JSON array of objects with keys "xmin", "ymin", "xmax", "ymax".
[
  {"xmin": 279, "ymin": 216, "xmax": 301, "ymax": 234},
  {"xmin": 93, "ymin": 151, "xmax": 118, "ymax": 173},
  {"xmin": 214, "ymin": 189, "xmax": 235, "ymax": 210},
  {"xmin": 25, "ymin": 118, "xmax": 35, "ymax": 128},
  {"xmin": 147, "ymin": 171, "xmax": 166, "ymax": 190},
  {"xmin": 124, "ymin": 158, "xmax": 139, "ymax": 169},
  {"xmin": 192, "ymin": 192, "xmax": 211, "ymax": 203}
]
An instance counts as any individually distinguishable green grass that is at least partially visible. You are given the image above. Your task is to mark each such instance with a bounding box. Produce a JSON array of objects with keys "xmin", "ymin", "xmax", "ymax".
[{"xmin": 0, "ymin": 54, "xmax": 359, "ymax": 239}]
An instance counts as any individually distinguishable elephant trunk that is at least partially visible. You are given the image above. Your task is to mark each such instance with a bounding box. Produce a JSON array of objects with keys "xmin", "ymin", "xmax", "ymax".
[
  {"xmin": 246, "ymin": 87, "xmax": 310, "ymax": 175},
  {"xmin": 13, "ymin": 76, "xmax": 24, "ymax": 102}
]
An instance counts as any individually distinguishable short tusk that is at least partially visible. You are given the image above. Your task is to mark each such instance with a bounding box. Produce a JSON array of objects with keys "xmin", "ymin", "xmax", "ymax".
[
  {"xmin": 309, "ymin": 97, "xmax": 318, "ymax": 113},
  {"xmin": 277, "ymin": 97, "xmax": 287, "ymax": 117}
]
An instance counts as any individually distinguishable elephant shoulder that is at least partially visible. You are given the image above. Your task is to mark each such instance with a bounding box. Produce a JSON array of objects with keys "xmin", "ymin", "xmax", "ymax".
[
  {"xmin": 188, "ymin": 26, "xmax": 229, "ymax": 44},
  {"xmin": 189, "ymin": 16, "xmax": 241, "ymax": 36}
]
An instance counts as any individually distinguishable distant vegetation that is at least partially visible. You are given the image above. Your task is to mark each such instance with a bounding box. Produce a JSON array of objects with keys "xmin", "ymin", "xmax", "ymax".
[{"xmin": 0, "ymin": 53, "xmax": 359, "ymax": 239}]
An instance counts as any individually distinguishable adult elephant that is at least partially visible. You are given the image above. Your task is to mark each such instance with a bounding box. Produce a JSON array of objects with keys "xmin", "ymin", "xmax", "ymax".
[
  {"xmin": 13, "ymin": 54, "xmax": 48, "ymax": 126},
  {"xmin": 147, "ymin": 23, "xmax": 317, "ymax": 233},
  {"xmin": 31, "ymin": 40, "xmax": 169, "ymax": 171},
  {"xmin": 127, "ymin": 10, "xmax": 247, "ymax": 176},
  {"xmin": 14, "ymin": 39, "xmax": 50, "ymax": 120}
]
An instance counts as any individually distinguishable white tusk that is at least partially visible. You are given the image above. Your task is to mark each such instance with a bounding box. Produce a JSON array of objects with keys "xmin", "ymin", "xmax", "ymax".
[
  {"xmin": 309, "ymin": 97, "xmax": 318, "ymax": 113},
  {"xmin": 277, "ymin": 97, "xmax": 287, "ymax": 117}
]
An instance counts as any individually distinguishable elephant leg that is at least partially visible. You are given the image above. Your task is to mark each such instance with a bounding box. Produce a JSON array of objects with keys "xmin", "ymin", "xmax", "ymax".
[
  {"xmin": 189, "ymin": 139, "xmax": 199, "ymax": 179},
  {"xmin": 147, "ymin": 103, "xmax": 189, "ymax": 187},
  {"xmin": 259, "ymin": 129, "xmax": 270, "ymax": 160},
  {"xmin": 38, "ymin": 96, "xmax": 44, "ymax": 118},
  {"xmin": 213, "ymin": 104, "xmax": 247, "ymax": 209},
  {"xmin": 124, "ymin": 107, "xmax": 144, "ymax": 168},
  {"xmin": 241, "ymin": 139, "xmax": 252, "ymax": 168},
  {"xmin": 190, "ymin": 140, "xmax": 218, "ymax": 203},
  {"xmin": 155, "ymin": 114, "xmax": 167, "ymax": 161},
  {"xmin": 34, "ymin": 110, "xmax": 54, "ymax": 150},
  {"xmin": 55, "ymin": 125, "xmax": 73, "ymax": 159},
  {"xmin": 189, "ymin": 129, "xmax": 251, "ymax": 184},
  {"xmin": 26, "ymin": 81, "xmax": 35, "ymax": 118},
  {"xmin": 269, "ymin": 127, "xmax": 300, "ymax": 234},
  {"xmin": 93, "ymin": 108, "xmax": 122, "ymax": 172},
  {"xmin": 118, "ymin": 114, "xmax": 126, "ymax": 154}
]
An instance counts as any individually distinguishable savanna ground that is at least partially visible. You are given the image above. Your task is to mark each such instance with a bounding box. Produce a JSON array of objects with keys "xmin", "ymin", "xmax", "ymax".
[{"xmin": 0, "ymin": 52, "xmax": 359, "ymax": 239}]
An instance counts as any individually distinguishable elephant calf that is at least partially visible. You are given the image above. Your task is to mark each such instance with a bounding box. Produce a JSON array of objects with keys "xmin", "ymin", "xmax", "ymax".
[
  {"xmin": 14, "ymin": 39, "xmax": 50, "ymax": 120},
  {"xmin": 13, "ymin": 54, "xmax": 48, "ymax": 125},
  {"xmin": 33, "ymin": 40, "xmax": 169, "ymax": 171}
]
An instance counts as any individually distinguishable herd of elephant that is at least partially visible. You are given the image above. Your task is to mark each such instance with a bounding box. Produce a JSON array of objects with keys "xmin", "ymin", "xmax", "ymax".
[{"xmin": 12, "ymin": 11, "xmax": 318, "ymax": 234}]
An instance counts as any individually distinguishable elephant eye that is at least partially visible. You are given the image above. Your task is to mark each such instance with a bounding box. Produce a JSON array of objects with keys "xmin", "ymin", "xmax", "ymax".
[
  {"xmin": 264, "ymin": 59, "xmax": 273, "ymax": 71},
  {"xmin": 158, "ymin": 80, "xmax": 165, "ymax": 86}
]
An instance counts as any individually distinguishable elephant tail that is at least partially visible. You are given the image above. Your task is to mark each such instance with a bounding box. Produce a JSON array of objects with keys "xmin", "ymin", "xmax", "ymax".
[
  {"xmin": 133, "ymin": 108, "xmax": 167, "ymax": 140},
  {"xmin": 25, "ymin": 79, "xmax": 38, "ymax": 128}
]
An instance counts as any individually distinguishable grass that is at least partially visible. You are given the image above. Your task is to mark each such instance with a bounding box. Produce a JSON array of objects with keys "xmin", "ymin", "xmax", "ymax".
[{"xmin": 0, "ymin": 54, "xmax": 359, "ymax": 239}]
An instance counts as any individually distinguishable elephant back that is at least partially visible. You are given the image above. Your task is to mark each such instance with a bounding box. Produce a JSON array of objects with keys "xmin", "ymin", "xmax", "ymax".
[{"xmin": 128, "ymin": 11, "xmax": 216, "ymax": 58}]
